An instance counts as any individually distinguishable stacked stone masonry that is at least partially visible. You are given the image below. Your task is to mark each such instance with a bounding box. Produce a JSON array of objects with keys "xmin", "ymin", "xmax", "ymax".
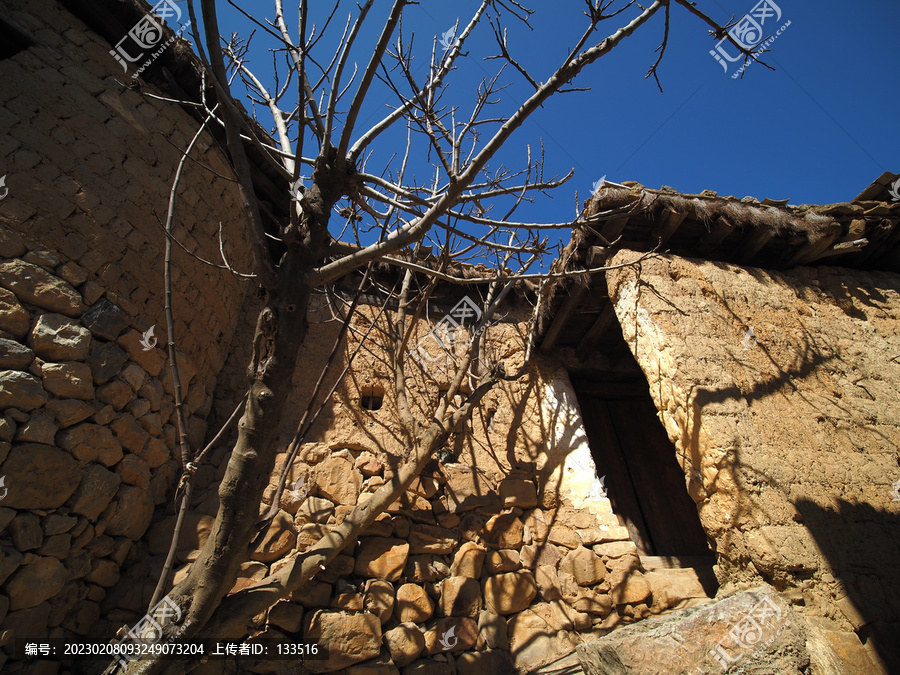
[
  {"xmin": 0, "ymin": 0, "xmax": 256, "ymax": 668},
  {"xmin": 160, "ymin": 446, "xmax": 711, "ymax": 674},
  {"xmin": 0, "ymin": 235, "xmax": 216, "ymax": 669}
]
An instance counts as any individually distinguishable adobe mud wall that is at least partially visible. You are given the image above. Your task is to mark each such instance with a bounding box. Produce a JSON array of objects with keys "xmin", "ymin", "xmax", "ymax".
[{"xmin": 606, "ymin": 250, "xmax": 900, "ymax": 669}]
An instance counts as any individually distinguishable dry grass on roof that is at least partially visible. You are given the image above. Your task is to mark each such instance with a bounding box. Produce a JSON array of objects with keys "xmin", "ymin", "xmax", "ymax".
[{"xmin": 591, "ymin": 186, "xmax": 836, "ymax": 237}]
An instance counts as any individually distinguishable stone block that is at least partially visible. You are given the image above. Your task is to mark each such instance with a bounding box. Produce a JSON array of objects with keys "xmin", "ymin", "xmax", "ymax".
[
  {"xmin": 6, "ymin": 556, "xmax": 67, "ymax": 610},
  {"xmin": 355, "ymin": 538, "xmax": 409, "ymax": 582},
  {"xmin": 482, "ymin": 513, "xmax": 524, "ymax": 550},
  {"xmin": 0, "ymin": 260, "xmax": 85, "ymax": 317},
  {"xmin": 0, "ymin": 288, "xmax": 30, "ymax": 339},
  {"xmin": 576, "ymin": 587, "xmax": 804, "ymax": 675},
  {"xmin": 29, "ymin": 313, "xmax": 91, "ymax": 360},
  {"xmin": 80, "ymin": 298, "xmax": 130, "ymax": 340},
  {"xmin": 0, "ymin": 370, "xmax": 47, "ymax": 410},
  {"xmin": 407, "ymin": 524, "xmax": 458, "ymax": 555},
  {"xmin": 384, "ymin": 622, "xmax": 426, "ymax": 668},
  {"xmin": 0, "ymin": 338, "xmax": 33, "ymax": 369},
  {"xmin": 0, "ymin": 443, "xmax": 81, "ymax": 509},
  {"xmin": 439, "ymin": 576, "xmax": 482, "ymax": 618},
  {"xmin": 483, "ymin": 571, "xmax": 537, "ymax": 615},
  {"xmin": 66, "ymin": 463, "xmax": 121, "ymax": 520},
  {"xmin": 9, "ymin": 512, "xmax": 42, "ymax": 550},
  {"xmin": 395, "ymin": 583, "xmax": 434, "ymax": 623},
  {"xmin": 499, "ymin": 478, "xmax": 537, "ymax": 508},
  {"xmin": 441, "ymin": 464, "xmax": 498, "ymax": 512},
  {"xmin": 40, "ymin": 361, "xmax": 93, "ymax": 399},
  {"xmin": 86, "ymin": 340, "xmax": 128, "ymax": 384},
  {"xmin": 449, "ymin": 541, "xmax": 485, "ymax": 579},
  {"xmin": 44, "ymin": 399, "xmax": 94, "ymax": 428},
  {"xmin": 303, "ymin": 610, "xmax": 381, "ymax": 672}
]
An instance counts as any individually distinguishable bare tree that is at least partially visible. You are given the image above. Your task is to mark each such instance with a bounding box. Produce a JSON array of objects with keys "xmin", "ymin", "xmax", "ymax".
[{"xmin": 109, "ymin": 0, "xmax": 767, "ymax": 671}]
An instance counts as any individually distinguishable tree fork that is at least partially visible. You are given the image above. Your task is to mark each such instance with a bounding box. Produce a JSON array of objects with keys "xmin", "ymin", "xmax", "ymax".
[{"xmin": 150, "ymin": 372, "xmax": 500, "ymax": 674}]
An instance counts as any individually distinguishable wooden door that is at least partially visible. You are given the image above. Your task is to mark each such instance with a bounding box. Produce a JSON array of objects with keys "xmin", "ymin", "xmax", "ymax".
[{"xmin": 578, "ymin": 393, "xmax": 711, "ymax": 557}]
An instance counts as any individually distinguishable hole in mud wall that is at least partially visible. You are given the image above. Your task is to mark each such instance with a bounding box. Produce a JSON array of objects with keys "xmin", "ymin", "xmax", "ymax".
[
  {"xmin": 360, "ymin": 384, "xmax": 384, "ymax": 411},
  {"xmin": 570, "ymin": 343, "xmax": 713, "ymax": 561}
]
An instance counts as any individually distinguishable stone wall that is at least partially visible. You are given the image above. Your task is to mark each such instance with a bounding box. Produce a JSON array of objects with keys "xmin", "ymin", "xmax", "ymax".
[
  {"xmin": 606, "ymin": 251, "xmax": 900, "ymax": 670},
  {"xmin": 0, "ymin": 237, "xmax": 204, "ymax": 670},
  {"xmin": 0, "ymin": 0, "xmax": 255, "ymax": 670},
  {"xmin": 0, "ymin": 0, "xmax": 255, "ymax": 392},
  {"xmin": 143, "ymin": 303, "xmax": 714, "ymax": 675}
]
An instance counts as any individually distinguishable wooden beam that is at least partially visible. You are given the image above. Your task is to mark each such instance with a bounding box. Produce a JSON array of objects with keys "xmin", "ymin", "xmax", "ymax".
[
  {"xmin": 586, "ymin": 246, "xmax": 609, "ymax": 268},
  {"xmin": 736, "ymin": 227, "xmax": 774, "ymax": 265},
  {"xmin": 649, "ymin": 207, "xmax": 686, "ymax": 249},
  {"xmin": 696, "ymin": 216, "xmax": 735, "ymax": 255},
  {"xmin": 576, "ymin": 302, "xmax": 617, "ymax": 360},
  {"xmin": 539, "ymin": 285, "xmax": 588, "ymax": 355},
  {"xmin": 595, "ymin": 215, "xmax": 630, "ymax": 245},
  {"xmin": 812, "ymin": 238, "xmax": 869, "ymax": 260},
  {"xmin": 785, "ymin": 224, "xmax": 841, "ymax": 267}
]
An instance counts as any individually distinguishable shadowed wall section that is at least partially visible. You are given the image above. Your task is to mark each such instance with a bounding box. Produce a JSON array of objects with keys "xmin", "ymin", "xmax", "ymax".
[{"xmin": 606, "ymin": 250, "xmax": 900, "ymax": 671}]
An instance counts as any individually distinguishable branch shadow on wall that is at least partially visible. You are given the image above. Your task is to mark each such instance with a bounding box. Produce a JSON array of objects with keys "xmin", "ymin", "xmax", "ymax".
[{"xmin": 634, "ymin": 263, "xmax": 900, "ymax": 672}]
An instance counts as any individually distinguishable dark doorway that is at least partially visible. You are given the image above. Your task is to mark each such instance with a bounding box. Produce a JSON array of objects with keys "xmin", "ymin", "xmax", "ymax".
[{"xmin": 573, "ymin": 382, "xmax": 711, "ymax": 559}]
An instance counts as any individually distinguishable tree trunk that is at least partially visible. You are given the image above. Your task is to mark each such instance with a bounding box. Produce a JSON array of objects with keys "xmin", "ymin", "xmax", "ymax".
[
  {"xmin": 151, "ymin": 375, "xmax": 499, "ymax": 674},
  {"xmin": 158, "ymin": 149, "xmax": 347, "ymax": 649},
  {"xmin": 169, "ymin": 266, "xmax": 313, "ymax": 635}
]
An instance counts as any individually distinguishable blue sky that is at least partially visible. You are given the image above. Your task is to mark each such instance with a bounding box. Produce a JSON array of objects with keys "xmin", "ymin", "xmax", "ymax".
[{"xmin": 198, "ymin": 0, "xmax": 899, "ymax": 230}]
